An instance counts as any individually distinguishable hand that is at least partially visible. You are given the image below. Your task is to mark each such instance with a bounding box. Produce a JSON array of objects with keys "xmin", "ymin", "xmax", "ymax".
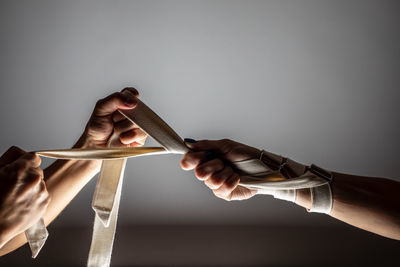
[
  {"xmin": 76, "ymin": 87, "xmax": 147, "ymax": 149},
  {"xmin": 0, "ymin": 146, "xmax": 50, "ymax": 247},
  {"xmin": 181, "ymin": 139, "xmax": 261, "ymax": 201}
]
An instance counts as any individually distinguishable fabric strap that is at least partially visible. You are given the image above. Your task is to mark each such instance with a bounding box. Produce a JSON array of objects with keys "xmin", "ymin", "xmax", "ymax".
[
  {"xmin": 233, "ymin": 158, "xmax": 329, "ymax": 190},
  {"xmin": 87, "ymin": 158, "xmax": 126, "ymax": 267},
  {"xmin": 309, "ymin": 183, "xmax": 333, "ymax": 214},
  {"xmin": 24, "ymin": 218, "xmax": 48, "ymax": 258},
  {"xmin": 26, "ymin": 95, "xmax": 332, "ymax": 265}
]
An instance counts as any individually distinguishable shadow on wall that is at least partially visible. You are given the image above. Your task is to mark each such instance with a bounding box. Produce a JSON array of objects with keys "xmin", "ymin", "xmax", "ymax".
[{"xmin": 1, "ymin": 225, "xmax": 399, "ymax": 267}]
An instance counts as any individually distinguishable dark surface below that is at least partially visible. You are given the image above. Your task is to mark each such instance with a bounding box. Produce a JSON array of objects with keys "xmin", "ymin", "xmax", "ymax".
[{"xmin": 1, "ymin": 224, "xmax": 399, "ymax": 267}]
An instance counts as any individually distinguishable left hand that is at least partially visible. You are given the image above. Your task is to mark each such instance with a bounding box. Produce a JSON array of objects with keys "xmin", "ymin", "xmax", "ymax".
[
  {"xmin": 181, "ymin": 139, "xmax": 261, "ymax": 201},
  {"xmin": 76, "ymin": 87, "xmax": 147, "ymax": 149}
]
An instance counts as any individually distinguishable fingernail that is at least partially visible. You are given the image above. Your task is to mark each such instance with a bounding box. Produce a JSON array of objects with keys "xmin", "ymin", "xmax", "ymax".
[
  {"xmin": 184, "ymin": 138, "xmax": 196, "ymax": 143},
  {"xmin": 204, "ymin": 151, "xmax": 216, "ymax": 160}
]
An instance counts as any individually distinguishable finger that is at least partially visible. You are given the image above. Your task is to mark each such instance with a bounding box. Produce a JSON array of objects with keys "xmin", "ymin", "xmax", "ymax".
[
  {"xmin": 204, "ymin": 165, "xmax": 234, "ymax": 190},
  {"xmin": 114, "ymin": 118, "xmax": 136, "ymax": 134},
  {"xmin": 212, "ymin": 173, "xmax": 240, "ymax": 200},
  {"xmin": 128, "ymin": 136, "xmax": 147, "ymax": 147},
  {"xmin": 121, "ymin": 87, "xmax": 139, "ymax": 97},
  {"xmin": 20, "ymin": 152, "xmax": 41, "ymax": 168},
  {"xmin": 112, "ymin": 88, "xmax": 140, "ymax": 122},
  {"xmin": 19, "ymin": 168, "xmax": 43, "ymax": 194},
  {"xmin": 119, "ymin": 128, "xmax": 147, "ymax": 145},
  {"xmin": 195, "ymin": 158, "xmax": 225, "ymax": 181},
  {"xmin": 0, "ymin": 146, "xmax": 26, "ymax": 167},
  {"xmin": 94, "ymin": 92, "xmax": 137, "ymax": 117},
  {"xmin": 180, "ymin": 151, "xmax": 206, "ymax": 170},
  {"xmin": 112, "ymin": 111, "xmax": 126, "ymax": 123},
  {"xmin": 185, "ymin": 139, "xmax": 234, "ymax": 155}
]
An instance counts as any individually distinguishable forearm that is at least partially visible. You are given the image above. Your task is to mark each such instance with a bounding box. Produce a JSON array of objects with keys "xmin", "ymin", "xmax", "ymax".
[
  {"xmin": 295, "ymin": 172, "xmax": 400, "ymax": 240},
  {"xmin": 0, "ymin": 228, "xmax": 15, "ymax": 250},
  {"xmin": 43, "ymin": 159, "xmax": 101, "ymax": 224},
  {"xmin": 0, "ymin": 141, "xmax": 101, "ymax": 255}
]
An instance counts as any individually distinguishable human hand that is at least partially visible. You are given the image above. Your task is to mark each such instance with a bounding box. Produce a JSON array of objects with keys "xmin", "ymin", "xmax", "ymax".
[
  {"xmin": 76, "ymin": 87, "xmax": 147, "ymax": 149},
  {"xmin": 0, "ymin": 146, "xmax": 50, "ymax": 247},
  {"xmin": 181, "ymin": 139, "xmax": 261, "ymax": 201}
]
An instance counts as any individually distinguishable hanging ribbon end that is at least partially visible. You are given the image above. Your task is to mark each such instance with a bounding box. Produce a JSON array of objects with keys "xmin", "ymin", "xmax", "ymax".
[
  {"xmin": 25, "ymin": 218, "xmax": 48, "ymax": 259},
  {"xmin": 29, "ymin": 236, "xmax": 48, "ymax": 258}
]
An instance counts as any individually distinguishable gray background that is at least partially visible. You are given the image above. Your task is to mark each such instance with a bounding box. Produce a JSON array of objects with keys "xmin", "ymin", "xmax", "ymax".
[{"xmin": 0, "ymin": 0, "xmax": 399, "ymax": 266}]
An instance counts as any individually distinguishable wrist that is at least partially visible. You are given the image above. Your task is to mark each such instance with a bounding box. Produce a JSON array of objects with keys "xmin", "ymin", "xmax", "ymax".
[{"xmin": 74, "ymin": 133, "xmax": 95, "ymax": 149}]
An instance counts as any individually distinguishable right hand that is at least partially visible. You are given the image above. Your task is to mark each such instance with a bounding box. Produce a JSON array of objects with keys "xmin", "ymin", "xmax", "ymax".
[
  {"xmin": 77, "ymin": 87, "xmax": 147, "ymax": 149},
  {"xmin": 0, "ymin": 146, "xmax": 50, "ymax": 247},
  {"xmin": 181, "ymin": 139, "xmax": 261, "ymax": 201}
]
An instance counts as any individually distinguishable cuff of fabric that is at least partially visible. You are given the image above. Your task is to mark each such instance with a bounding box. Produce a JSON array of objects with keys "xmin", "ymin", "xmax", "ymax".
[{"xmin": 308, "ymin": 183, "xmax": 333, "ymax": 214}]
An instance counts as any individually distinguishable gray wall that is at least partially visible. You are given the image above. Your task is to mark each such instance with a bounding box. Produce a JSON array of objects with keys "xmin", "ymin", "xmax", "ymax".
[{"xmin": 0, "ymin": 0, "xmax": 399, "ymax": 266}]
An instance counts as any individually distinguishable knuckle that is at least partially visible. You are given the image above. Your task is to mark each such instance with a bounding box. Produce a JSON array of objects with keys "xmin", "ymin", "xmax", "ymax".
[
  {"xmin": 113, "ymin": 92, "xmax": 132, "ymax": 104},
  {"xmin": 42, "ymin": 196, "xmax": 51, "ymax": 206},
  {"xmin": 27, "ymin": 171, "xmax": 42, "ymax": 185},
  {"xmin": 186, "ymin": 153, "xmax": 197, "ymax": 162},
  {"xmin": 111, "ymin": 92, "xmax": 124, "ymax": 100},
  {"xmin": 194, "ymin": 167, "xmax": 207, "ymax": 179},
  {"xmin": 207, "ymin": 175, "xmax": 223, "ymax": 189},
  {"xmin": 90, "ymin": 117, "xmax": 112, "ymax": 131},
  {"xmin": 15, "ymin": 192, "xmax": 27, "ymax": 203},
  {"xmin": 221, "ymin": 138, "xmax": 232, "ymax": 144},
  {"xmin": 95, "ymin": 98, "xmax": 106, "ymax": 108},
  {"xmin": 14, "ymin": 161, "xmax": 29, "ymax": 175},
  {"xmin": 187, "ymin": 153, "xmax": 201, "ymax": 164},
  {"xmin": 226, "ymin": 176, "xmax": 240, "ymax": 190},
  {"xmin": 215, "ymin": 159, "xmax": 225, "ymax": 169},
  {"xmin": 40, "ymin": 186, "xmax": 49, "ymax": 198},
  {"xmin": 36, "ymin": 168, "xmax": 44, "ymax": 179},
  {"xmin": 220, "ymin": 139, "xmax": 234, "ymax": 152}
]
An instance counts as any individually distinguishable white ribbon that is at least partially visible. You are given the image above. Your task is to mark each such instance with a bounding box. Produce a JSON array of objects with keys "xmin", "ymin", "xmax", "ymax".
[
  {"xmin": 88, "ymin": 158, "xmax": 126, "ymax": 267},
  {"xmin": 24, "ymin": 218, "xmax": 48, "ymax": 258}
]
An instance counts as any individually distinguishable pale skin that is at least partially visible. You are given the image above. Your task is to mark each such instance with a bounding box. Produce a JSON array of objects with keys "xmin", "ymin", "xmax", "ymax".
[
  {"xmin": 0, "ymin": 147, "xmax": 50, "ymax": 248},
  {"xmin": 1, "ymin": 90, "xmax": 398, "ymax": 257},
  {"xmin": 0, "ymin": 87, "xmax": 147, "ymax": 256},
  {"xmin": 180, "ymin": 139, "xmax": 400, "ymax": 240}
]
